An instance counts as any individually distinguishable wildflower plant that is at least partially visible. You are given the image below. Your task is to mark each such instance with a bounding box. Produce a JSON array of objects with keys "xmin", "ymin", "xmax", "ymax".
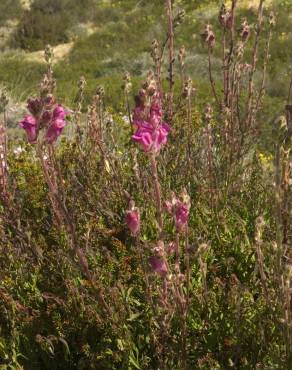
[{"xmin": 0, "ymin": 1, "xmax": 291, "ymax": 370}]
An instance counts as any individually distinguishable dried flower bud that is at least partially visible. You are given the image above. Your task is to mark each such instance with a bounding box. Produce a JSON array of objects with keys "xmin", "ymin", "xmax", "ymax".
[
  {"xmin": 200, "ymin": 24, "xmax": 215, "ymax": 48},
  {"xmin": 151, "ymin": 39, "xmax": 160, "ymax": 63},
  {"xmin": 269, "ymin": 11, "xmax": 276, "ymax": 27},
  {"xmin": 182, "ymin": 77, "xmax": 193, "ymax": 99},
  {"xmin": 234, "ymin": 41, "xmax": 244, "ymax": 58},
  {"xmin": 238, "ymin": 19, "xmax": 250, "ymax": 42},
  {"xmin": 174, "ymin": 9, "xmax": 185, "ymax": 28},
  {"xmin": 204, "ymin": 104, "xmax": 213, "ymax": 122},
  {"xmin": 44, "ymin": 44, "xmax": 54, "ymax": 64},
  {"xmin": 96, "ymin": 86, "xmax": 105, "ymax": 99},
  {"xmin": 43, "ymin": 94, "xmax": 56, "ymax": 108},
  {"xmin": 154, "ymin": 240, "xmax": 165, "ymax": 256},
  {"xmin": 122, "ymin": 71, "xmax": 132, "ymax": 94},
  {"xmin": 178, "ymin": 45, "xmax": 186, "ymax": 71},
  {"xmin": 149, "ymin": 256, "xmax": 168, "ymax": 276},
  {"xmin": 78, "ymin": 76, "xmax": 86, "ymax": 90},
  {"xmin": 218, "ymin": 4, "xmax": 232, "ymax": 30},
  {"xmin": 197, "ymin": 243, "xmax": 209, "ymax": 256}
]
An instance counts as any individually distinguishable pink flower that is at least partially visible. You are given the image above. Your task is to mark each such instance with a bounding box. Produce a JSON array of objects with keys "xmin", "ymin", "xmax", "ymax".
[
  {"xmin": 53, "ymin": 105, "xmax": 69, "ymax": 120},
  {"xmin": 175, "ymin": 202, "xmax": 189, "ymax": 232},
  {"xmin": 165, "ymin": 189, "xmax": 191, "ymax": 232},
  {"xmin": 19, "ymin": 115, "xmax": 37, "ymax": 143},
  {"xmin": 132, "ymin": 121, "xmax": 170, "ymax": 153},
  {"xmin": 149, "ymin": 256, "xmax": 168, "ymax": 276},
  {"xmin": 132, "ymin": 122, "xmax": 153, "ymax": 152},
  {"xmin": 45, "ymin": 105, "xmax": 69, "ymax": 144},
  {"xmin": 132, "ymin": 100, "xmax": 170, "ymax": 153},
  {"xmin": 125, "ymin": 208, "xmax": 140, "ymax": 235},
  {"xmin": 45, "ymin": 118, "xmax": 67, "ymax": 144}
]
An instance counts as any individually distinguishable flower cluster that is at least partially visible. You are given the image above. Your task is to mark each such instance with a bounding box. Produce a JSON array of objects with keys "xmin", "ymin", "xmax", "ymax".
[
  {"xmin": 19, "ymin": 96, "xmax": 69, "ymax": 144},
  {"xmin": 132, "ymin": 93, "xmax": 170, "ymax": 153}
]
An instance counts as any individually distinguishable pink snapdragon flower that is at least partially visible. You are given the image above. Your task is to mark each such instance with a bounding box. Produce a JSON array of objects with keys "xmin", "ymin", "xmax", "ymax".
[
  {"xmin": 174, "ymin": 201, "xmax": 189, "ymax": 232},
  {"xmin": 45, "ymin": 118, "xmax": 67, "ymax": 144},
  {"xmin": 132, "ymin": 121, "xmax": 170, "ymax": 152},
  {"xmin": 165, "ymin": 189, "xmax": 191, "ymax": 233},
  {"xmin": 45, "ymin": 105, "xmax": 69, "ymax": 144},
  {"xmin": 125, "ymin": 201, "xmax": 140, "ymax": 235},
  {"xmin": 53, "ymin": 105, "xmax": 68, "ymax": 120},
  {"xmin": 149, "ymin": 256, "xmax": 168, "ymax": 276},
  {"xmin": 19, "ymin": 115, "xmax": 37, "ymax": 143},
  {"xmin": 132, "ymin": 99, "xmax": 170, "ymax": 153}
]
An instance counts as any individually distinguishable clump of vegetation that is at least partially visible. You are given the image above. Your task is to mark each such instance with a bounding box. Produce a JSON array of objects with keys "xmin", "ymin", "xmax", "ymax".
[
  {"xmin": 0, "ymin": 1, "xmax": 291, "ymax": 369},
  {"xmin": 11, "ymin": 0, "xmax": 98, "ymax": 51}
]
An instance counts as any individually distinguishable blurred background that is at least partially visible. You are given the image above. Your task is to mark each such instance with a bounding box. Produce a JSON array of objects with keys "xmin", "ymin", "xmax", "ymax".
[{"xmin": 0, "ymin": 0, "xmax": 291, "ymax": 139}]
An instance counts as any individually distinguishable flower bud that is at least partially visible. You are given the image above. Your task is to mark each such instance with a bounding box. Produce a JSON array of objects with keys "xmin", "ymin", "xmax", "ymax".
[
  {"xmin": 27, "ymin": 98, "xmax": 42, "ymax": 116},
  {"xmin": 125, "ymin": 201, "xmax": 140, "ymax": 235},
  {"xmin": 149, "ymin": 256, "xmax": 168, "ymax": 276}
]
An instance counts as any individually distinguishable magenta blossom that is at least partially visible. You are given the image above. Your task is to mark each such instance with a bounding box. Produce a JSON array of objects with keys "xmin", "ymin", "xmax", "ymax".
[
  {"xmin": 45, "ymin": 118, "xmax": 67, "ymax": 144},
  {"xmin": 132, "ymin": 99, "xmax": 170, "ymax": 153},
  {"xmin": 165, "ymin": 189, "xmax": 191, "ymax": 233},
  {"xmin": 19, "ymin": 115, "xmax": 37, "ymax": 143},
  {"xmin": 53, "ymin": 105, "xmax": 69, "ymax": 120},
  {"xmin": 149, "ymin": 256, "xmax": 168, "ymax": 277},
  {"xmin": 125, "ymin": 208, "xmax": 140, "ymax": 235},
  {"xmin": 132, "ymin": 121, "xmax": 170, "ymax": 153},
  {"xmin": 175, "ymin": 202, "xmax": 189, "ymax": 232},
  {"xmin": 45, "ymin": 105, "xmax": 70, "ymax": 144}
]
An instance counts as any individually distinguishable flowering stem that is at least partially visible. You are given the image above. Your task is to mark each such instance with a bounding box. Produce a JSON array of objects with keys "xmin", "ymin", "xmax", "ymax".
[
  {"xmin": 150, "ymin": 153, "xmax": 163, "ymax": 232},
  {"xmin": 125, "ymin": 91, "xmax": 132, "ymax": 127},
  {"xmin": 246, "ymin": 0, "xmax": 264, "ymax": 129},
  {"xmin": 37, "ymin": 142, "xmax": 110, "ymax": 314},
  {"xmin": 208, "ymin": 48, "xmax": 220, "ymax": 108},
  {"xmin": 181, "ymin": 227, "xmax": 190, "ymax": 369}
]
